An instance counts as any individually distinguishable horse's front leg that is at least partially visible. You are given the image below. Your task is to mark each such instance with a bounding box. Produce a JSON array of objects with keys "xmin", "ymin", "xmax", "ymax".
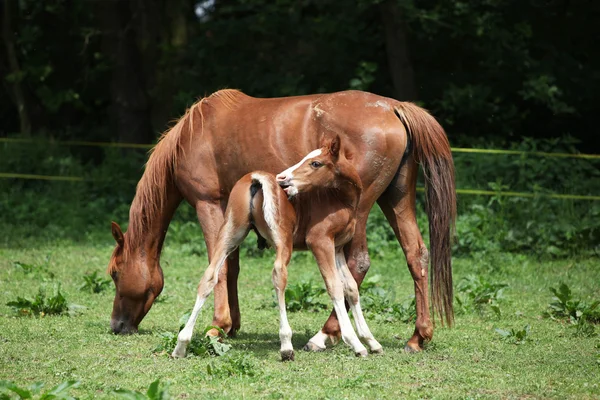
[
  {"xmin": 272, "ymin": 242, "xmax": 294, "ymax": 361},
  {"xmin": 309, "ymin": 237, "xmax": 368, "ymax": 357},
  {"xmin": 195, "ymin": 201, "xmax": 238, "ymax": 336},
  {"xmin": 305, "ymin": 215, "xmax": 370, "ymax": 351}
]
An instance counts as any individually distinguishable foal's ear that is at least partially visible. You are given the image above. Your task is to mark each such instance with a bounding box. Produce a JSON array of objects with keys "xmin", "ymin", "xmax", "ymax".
[
  {"xmin": 329, "ymin": 135, "xmax": 341, "ymax": 158},
  {"xmin": 111, "ymin": 221, "xmax": 125, "ymax": 247}
]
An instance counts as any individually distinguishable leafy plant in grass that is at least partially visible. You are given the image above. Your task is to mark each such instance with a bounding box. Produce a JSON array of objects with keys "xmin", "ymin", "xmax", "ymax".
[
  {"xmin": 112, "ymin": 379, "xmax": 171, "ymax": 400},
  {"xmin": 455, "ymin": 275, "xmax": 507, "ymax": 317},
  {"xmin": 6, "ymin": 285, "xmax": 80, "ymax": 316},
  {"xmin": 79, "ymin": 271, "xmax": 111, "ymax": 293},
  {"xmin": 12, "ymin": 257, "xmax": 54, "ymax": 279},
  {"xmin": 285, "ymin": 280, "xmax": 327, "ymax": 312},
  {"xmin": 207, "ymin": 353, "xmax": 257, "ymax": 377},
  {"xmin": 0, "ymin": 380, "xmax": 79, "ymax": 400},
  {"xmin": 154, "ymin": 326, "xmax": 231, "ymax": 357},
  {"xmin": 546, "ymin": 283, "xmax": 600, "ymax": 324},
  {"xmin": 495, "ymin": 325, "xmax": 531, "ymax": 345},
  {"xmin": 360, "ymin": 275, "xmax": 416, "ymax": 324}
]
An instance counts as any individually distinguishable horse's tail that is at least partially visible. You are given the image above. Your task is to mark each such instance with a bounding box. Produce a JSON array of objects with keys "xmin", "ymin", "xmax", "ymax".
[
  {"xmin": 250, "ymin": 172, "xmax": 281, "ymax": 243},
  {"xmin": 394, "ymin": 102, "xmax": 456, "ymax": 327}
]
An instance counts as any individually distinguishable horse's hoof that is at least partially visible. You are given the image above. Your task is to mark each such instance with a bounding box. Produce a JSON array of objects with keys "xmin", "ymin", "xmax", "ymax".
[
  {"xmin": 404, "ymin": 343, "xmax": 422, "ymax": 353},
  {"xmin": 355, "ymin": 349, "xmax": 368, "ymax": 357},
  {"xmin": 303, "ymin": 341, "xmax": 326, "ymax": 352},
  {"xmin": 280, "ymin": 350, "xmax": 295, "ymax": 361},
  {"xmin": 370, "ymin": 346, "xmax": 384, "ymax": 354}
]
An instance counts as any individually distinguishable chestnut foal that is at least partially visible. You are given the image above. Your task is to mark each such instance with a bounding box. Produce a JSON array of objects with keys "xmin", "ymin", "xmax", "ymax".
[{"xmin": 172, "ymin": 136, "xmax": 382, "ymax": 360}]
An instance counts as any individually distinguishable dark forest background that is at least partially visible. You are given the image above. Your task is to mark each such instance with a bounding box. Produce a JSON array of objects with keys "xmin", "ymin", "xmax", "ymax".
[
  {"xmin": 1, "ymin": 0, "xmax": 598, "ymax": 257},
  {"xmin": 1, "ymin": 0, "xmax": 598, "ymax": 148}
]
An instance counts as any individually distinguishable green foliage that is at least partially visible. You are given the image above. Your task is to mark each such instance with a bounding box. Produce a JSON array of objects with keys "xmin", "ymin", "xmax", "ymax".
[
  {"xmin": 546, "ymin": 283, "xmax": 600, "ymax": 325},
  {"xmin": 349, "ymin": 61, "xmax": 378, "ymax": 91},
  {"xmin": 495, "ymin": 325, "xmax": 531, "ymax": 345},
  {"xmin": 0, "ymin": 380, "xmax": 79, "ymax": 400},
  {"xmin": 12, "ymin": 257, "xmax": 54, "ymax": 278},
  {"xmin": 453, "ymin": 137, "xmax": 600, "ymax": 257},
  {"xmin": 360, "ymin": 275, "xmax": 416, "ymax": 324},
  {"xmin": 285, "ymin": 280, "xmax": 327, "ymax": 312},
  {"xmin": 6, "ymin": 286, "xmax": 75, "ymax": 317},
  {"xmin": 79, "ymin": 271, "xmax": 111, "ymax": 294},
  {"xmin": 455, "ymin": 275, "xmax": 507, "ymax": 317},
  {"xmin": 153, "ymin": 326, "xmax": 231, "ymax": 358},
  {"xmin": 112, "ymin": 379, "xmax": 171, "ymax": 400},
  {"xmin": 206, "ymin": 353, "xmax": 257, "ymax": 378}
]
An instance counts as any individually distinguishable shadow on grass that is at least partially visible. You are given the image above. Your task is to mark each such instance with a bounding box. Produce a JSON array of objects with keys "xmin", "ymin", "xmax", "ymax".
[{"xmin": 229, "ymin": 329, "xmax": 406, "ymax": 358}]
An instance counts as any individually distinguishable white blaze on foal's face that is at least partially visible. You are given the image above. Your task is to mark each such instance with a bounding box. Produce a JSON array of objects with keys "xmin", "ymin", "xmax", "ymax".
[
  {"xmin": 276, "ymin": 149, "xmax": 322, "ymax": 196},
  {"xmin": 276, "ymin": 136, "xmax": 341, "ymax": 196}
]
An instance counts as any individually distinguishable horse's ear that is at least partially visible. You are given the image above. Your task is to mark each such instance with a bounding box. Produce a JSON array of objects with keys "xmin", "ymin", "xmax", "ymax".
[
  {"xmin": 111, "ymin": 221, "xmax": 124, "ymax": 247},
  {"xmin": 329, "ymin": 135, "xmax": 341, "ymax": 158}
]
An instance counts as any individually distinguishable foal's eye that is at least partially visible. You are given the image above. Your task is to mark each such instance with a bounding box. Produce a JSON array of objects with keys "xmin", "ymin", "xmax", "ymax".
[{"xmin": 310, "ymin": 161, "xmax": 322, "ymax": 168}]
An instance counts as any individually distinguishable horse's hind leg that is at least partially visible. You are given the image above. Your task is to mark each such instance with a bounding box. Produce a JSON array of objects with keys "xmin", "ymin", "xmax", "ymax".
[
  {"xmin": 335, "ymin": 249, "xmax": 382, "ymax": 353},
  {"xmin": 377, "ymin": 157, "xmax": 432, "ymax": 352},
  {"xmin": 173, "ymin": 213, "xmax": 249, "ymax": 358},
  {"xmin": 272, "ymin": 241, "xmax": 294, "ymax": 361}
]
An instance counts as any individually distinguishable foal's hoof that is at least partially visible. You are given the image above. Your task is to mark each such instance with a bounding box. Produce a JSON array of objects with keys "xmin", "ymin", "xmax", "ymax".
[
  {"xmin": 403, "ymin": 343, "xmax": 423, "ymax": 353},
  {"xmin": 280, "ymin": 350, "xmax": 295, "ymax": 361},
  {"xmin": 355, "ymin": 349, "xmax": 368, "ymax": 357},
  {"xmin": 370, "ymin": 346, "xmax": 384, "ymax": 354},
  {"xmin": 303, "ymin": 341, "xmax": 326, "ymax": 352}
]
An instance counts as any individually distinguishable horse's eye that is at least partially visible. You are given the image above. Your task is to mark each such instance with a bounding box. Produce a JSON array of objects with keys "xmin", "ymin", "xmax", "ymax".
[{"xmin": 310, "ymin": 161, "xmax": 322, "ymax": 168}]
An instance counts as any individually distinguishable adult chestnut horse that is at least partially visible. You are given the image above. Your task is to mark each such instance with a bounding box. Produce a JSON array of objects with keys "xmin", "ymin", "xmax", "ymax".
[{"xmin": 108, "ymin": 89, "xmax": 456, "ymax": 352}]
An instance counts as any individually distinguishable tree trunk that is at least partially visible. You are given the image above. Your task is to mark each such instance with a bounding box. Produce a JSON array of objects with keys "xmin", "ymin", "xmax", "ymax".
[
  {"xmin": 95, "ymin": 0, "xmax": 152, "ymax": 144},
  {"xmin": 379, "ymin": 1, "xmax": 418, "ymax": 101},
  {"xmin": 1, "ymin": 0, "xmax": 31, "ymax": 135}
]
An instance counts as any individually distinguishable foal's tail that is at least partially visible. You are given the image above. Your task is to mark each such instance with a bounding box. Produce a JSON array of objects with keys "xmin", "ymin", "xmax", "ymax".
[
  {"xmin": 394, "ymin": 103, "xmax": 456, "ymax": 327},
  {"xmin": 250, "ymin": 172, "xmax": 281, "ymax": 242}
]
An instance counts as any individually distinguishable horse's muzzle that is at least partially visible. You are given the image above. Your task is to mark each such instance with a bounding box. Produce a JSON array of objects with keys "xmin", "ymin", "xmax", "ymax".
[{"xmin": 111, "ymin": 319, "xmax": 138, "ymax": 335}]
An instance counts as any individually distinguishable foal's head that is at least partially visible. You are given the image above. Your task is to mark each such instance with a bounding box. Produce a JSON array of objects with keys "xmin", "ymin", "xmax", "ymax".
[{"xmin": 276, "ymin": 135, "xmax": 361, "ymax": 197}]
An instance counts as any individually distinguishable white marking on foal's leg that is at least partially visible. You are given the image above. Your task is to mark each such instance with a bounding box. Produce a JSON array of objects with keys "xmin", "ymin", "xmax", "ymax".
[
  {"xmin": 349, "ymin": 299, "xmax": 383, "ymax": 353},
  {"xmin": 275, "ymin": 285, "xmax": 294, "ymax": 360},
  {"xmin": 172, "ymin": 293, "xmax": 206, "ymax": 358},
  {"xmin": 332, "ymin": 297, "xmax": 368, "ymax": 357},
  {"xmin": 335, "ymin": 250, "xmax": 382, "ymax": 353}
]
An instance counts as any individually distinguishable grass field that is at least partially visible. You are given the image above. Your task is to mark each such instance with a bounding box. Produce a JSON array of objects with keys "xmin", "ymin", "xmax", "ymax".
[{"xmin": 1, "ymin": 237, "xmax": 599, "ymax": 399}]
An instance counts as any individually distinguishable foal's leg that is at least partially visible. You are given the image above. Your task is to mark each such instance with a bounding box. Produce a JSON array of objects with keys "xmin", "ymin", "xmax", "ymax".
[
  {"xmin": 272, "ymin": 242, "xmax": 294, "ymax": 361},
  {"xmin": 305, "ymin": 215, "xmax": 370, "ymax": 351},
  {"xmin": 309, "ymin": 239, "xmax": 368, "ymax": 357},
  {"xmin": 335, "ymin": 249, "xmax": 382, "ymax": 354},
  {"xmin": 377, "ymin": 157, "xmax": 433, "ymax": 352},
  {"xmin": 173, "ymin": 215, "xmax": 248, "ymax": 358}
]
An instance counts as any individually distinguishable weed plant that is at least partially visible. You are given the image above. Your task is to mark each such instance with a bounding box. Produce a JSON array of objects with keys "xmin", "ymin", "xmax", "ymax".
[
  {"xmin": 79, "ymin": 271, "xmax": 111, "ymax": 294},
  {"xmin": 0, "ymin": 380, "xmax": 79, "ymax": 400},
  {"xmin": 6, "ymin": 286, "xmax": 71, "ymax": 316}
]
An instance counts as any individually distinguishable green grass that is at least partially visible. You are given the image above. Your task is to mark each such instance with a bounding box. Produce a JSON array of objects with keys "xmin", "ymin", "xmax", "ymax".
[{"xmin": 1, "ymin": 238, "xmax": 599, "ymax": 399}]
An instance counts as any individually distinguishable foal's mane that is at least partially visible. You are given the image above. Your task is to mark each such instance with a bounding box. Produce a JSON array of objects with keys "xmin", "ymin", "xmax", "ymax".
[{"xmin": 121, "ymin": 89, "xmax": 245, "ymax": 261}]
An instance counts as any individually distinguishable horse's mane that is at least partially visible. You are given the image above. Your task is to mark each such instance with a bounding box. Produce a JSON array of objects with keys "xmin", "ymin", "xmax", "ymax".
[{"xmin": 118, "ymin": 89, "xmax": 245, "ymax": 262}]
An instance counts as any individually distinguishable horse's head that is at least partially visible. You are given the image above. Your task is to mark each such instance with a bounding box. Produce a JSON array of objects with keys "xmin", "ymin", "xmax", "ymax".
[
  {"xmin": 276, "ymin": 135, "xmax": 360, "ymax": 196},
  {"xmin": 108, "ymin": 222, "xmax": 164, "ymax": 334}
]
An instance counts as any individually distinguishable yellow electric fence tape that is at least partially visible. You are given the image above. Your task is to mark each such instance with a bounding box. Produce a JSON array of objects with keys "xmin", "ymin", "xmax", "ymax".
[
  {"xmin": 1, "ymin": 138, "xmax": 599, "ymax": 200},
  {"xmin": 1, "ymin": 172, "xmax": 597, "ymax": 200}
]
